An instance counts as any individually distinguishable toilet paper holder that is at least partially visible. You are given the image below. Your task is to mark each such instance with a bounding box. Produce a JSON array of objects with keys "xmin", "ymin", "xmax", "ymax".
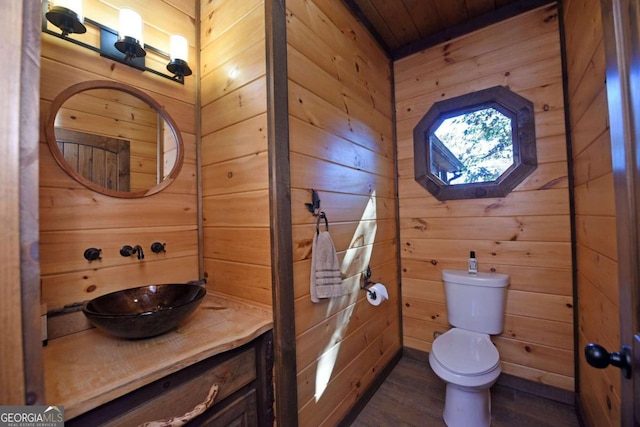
[{"xmin": 360, "ymin": 265, "xmax": 378, "ymax": 301}]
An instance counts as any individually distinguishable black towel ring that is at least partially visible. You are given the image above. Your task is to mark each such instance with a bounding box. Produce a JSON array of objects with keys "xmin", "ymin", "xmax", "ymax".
[{"xmin": 316, "ymin": 211, "xmax": 329, "ymax": 235}]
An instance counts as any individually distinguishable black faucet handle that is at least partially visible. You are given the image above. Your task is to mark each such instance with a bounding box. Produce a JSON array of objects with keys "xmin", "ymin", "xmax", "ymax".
[
  {"xmin": 84, "ymin": 247, "xmax": 102, "ymax": 261},
  {"xmin": 151, "ymin": 242, "xmax": 166, "ymax": 253},
  {"xmin": 120, "ymin": 245, "xmax": 135, "ymax": 257}
]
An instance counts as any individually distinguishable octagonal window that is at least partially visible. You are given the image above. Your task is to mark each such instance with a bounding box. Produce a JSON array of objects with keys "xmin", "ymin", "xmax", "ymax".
[{"xmin": 414, "ymin": 86, "xmax": 537, "ymax": 200}]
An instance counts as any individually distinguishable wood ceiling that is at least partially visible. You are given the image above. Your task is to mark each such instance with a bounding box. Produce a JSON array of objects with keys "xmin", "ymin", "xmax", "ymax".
[{"xmin": 343, "ymin": 0, "xmax": 556, "ymax": 59}]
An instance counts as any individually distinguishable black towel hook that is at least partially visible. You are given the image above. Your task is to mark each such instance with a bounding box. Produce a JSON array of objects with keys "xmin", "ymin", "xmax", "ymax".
[
  {"xmin": 307, "ymin": 189, "xmax": 329, "ymax": 235},
  {"xmin": 316, "ymin": 211, "xmax": 329, "ymax": 235},
  {"xmin": 305, "ymin": 189, "xmax": 322, "ymax": 217}
]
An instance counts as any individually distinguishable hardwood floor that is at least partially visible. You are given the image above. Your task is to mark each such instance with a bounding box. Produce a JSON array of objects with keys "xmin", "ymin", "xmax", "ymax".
[{"xmin": 351, "ymin": 356, "xmax": 581, "ymax": 426}]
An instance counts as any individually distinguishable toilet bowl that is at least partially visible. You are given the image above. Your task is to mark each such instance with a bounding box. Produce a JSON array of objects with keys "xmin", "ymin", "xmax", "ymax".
[
  {"xmin": 429, "ymin": 270, "xmax": 509, "ymax": 427},
  {"xmin": 429, "ymin": 328, "xmax": 501, "ymax": 427}
]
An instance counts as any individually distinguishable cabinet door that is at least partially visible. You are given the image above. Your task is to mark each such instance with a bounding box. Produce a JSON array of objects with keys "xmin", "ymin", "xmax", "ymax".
[
  {"xmin": 198, "ymin": 389, "xmax": 257, "ymax": 427},
  {"xmin": 110, "ymin": 349, "xmax": 256, "ymax": 426},
  {"xmin": 67, "ymin": 346, "xmax": 256, "ymax": 426}
]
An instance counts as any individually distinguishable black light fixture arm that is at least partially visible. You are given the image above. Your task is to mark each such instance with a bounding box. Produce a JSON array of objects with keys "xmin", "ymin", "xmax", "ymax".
[{"xmin": 41, "ymin": 0, "xmax": 188, "ymax": 84}]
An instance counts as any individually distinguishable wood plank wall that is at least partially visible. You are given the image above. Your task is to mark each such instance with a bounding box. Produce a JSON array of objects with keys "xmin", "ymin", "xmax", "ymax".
[
  {"xmin": 39, "ymin": 0, "xmax": 198, "ymax": 316},
  {"xmin": 395, "ymin": 5, "xmax": 576, "ymax": 391},
  {"xmin": 200, "ymin": 0, "xmax": 272, "ymax": 307},
  {"xmin": 286, "ymin": 0, "xmax": 401, "ymax": 424},
  {"xmin": 563, "ymin": 0, "xmax": 621, "ymax": 424}
]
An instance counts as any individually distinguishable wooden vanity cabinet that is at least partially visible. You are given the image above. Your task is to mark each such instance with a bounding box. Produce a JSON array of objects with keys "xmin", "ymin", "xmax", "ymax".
[{"xmin": 66, "ymin": 331, "xmax": 273, "ymax": 427}]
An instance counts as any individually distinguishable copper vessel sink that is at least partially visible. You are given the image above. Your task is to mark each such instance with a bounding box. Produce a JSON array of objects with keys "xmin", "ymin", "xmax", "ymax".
[{"xmin": 82, "ymin": 284, "xmax": 206, "ymax": 339}]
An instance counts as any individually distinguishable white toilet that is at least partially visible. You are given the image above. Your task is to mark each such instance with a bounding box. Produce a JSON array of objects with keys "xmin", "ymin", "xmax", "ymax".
[{"xmin": 429, "ymin": 269, "xmax": 509, "ymax": 427}]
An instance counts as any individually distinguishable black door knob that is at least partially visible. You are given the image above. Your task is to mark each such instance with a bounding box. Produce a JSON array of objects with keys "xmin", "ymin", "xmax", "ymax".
[{"xmin": 584, "ymin": 343, "xmax": 632, "ymax": 379}]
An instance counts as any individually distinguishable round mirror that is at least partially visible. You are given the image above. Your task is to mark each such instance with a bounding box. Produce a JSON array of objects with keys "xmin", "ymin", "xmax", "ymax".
[{"xmin": 45, "ymin": 80, "xmax": 184, "ymax": 198}]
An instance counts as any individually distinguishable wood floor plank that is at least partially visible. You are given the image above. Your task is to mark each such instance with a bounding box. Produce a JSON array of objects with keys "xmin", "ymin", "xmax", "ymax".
[{"xmin": 350, "ymin": 355, "xmax": 579, "ymax": 427}]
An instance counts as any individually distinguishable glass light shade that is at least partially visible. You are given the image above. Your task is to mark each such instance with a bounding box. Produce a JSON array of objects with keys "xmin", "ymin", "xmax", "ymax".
[
  {"xmin": 46, "ymin": 0, "xmax": 86, "ymax": 35},
  {"xmin": 169, "ymin": 35, "xmax": 189, "ymax": 62},
  {"xmin": 118, "ymin": 8, "xmax": 143, "ymax": 45},
  {"xmin": 54, "ymin": 0, "xmax": 84, "ymax": 21}
]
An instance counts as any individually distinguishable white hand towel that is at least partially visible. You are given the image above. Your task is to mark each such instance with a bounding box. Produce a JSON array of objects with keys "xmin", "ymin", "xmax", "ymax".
[{"xmin": 310, "ymin": 230, "xmax": 344, "ymax": 303}]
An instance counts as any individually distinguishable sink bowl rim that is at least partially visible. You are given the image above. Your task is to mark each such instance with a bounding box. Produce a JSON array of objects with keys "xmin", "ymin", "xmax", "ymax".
[{"xmin": 82, "ymin": 283, "xmax": 207, "ymax": 318}]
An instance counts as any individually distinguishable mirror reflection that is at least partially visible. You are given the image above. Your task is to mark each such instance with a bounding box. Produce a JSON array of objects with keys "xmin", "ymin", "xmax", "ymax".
[
  {"xmin": 430, "ymin": 107, "xmax": 514, "ymax": 185},
  {"xmin": 46, "ymin": 81, "xmax": 183, "ymax": 198}
]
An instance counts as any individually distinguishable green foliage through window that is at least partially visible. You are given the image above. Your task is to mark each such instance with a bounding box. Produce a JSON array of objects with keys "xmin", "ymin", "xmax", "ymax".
[{"xmin": 433, "ymin": 108, "xmax": 513, "ymax": 185}]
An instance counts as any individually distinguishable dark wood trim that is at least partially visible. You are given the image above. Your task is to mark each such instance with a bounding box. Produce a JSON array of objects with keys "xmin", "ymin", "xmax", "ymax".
[
  {"xmin": 195, "ymin": 0, "xmax": 205, "ymax": 280},
  {"xmin": 340, "ymin": 0, "xmax": 391, "ymax": 57},
  {"xmin": 402, "ymin": 346, "xmax": 429, "ymax": 364},
  {"xmin": 556, "ymin": 0, "xmax": 581, "ymax": 406},
  {"xmin": 341, "ymin": 0, "xmax": 558, "ymax": 61},
  {"xmin": 336, "ymin": 348, "xmax": 402, "ymax": 427},
  {"xmin": 392, "ymin": 0, "xmax": 558, "ymax": 60},
  {"xmin": 265, "ymin": 0, "xmax": 299, "ymax": 425},
  {"xmin": 575, "ymin": 397, "xmax": 589, "ymax": 427},
  {"xmin": 21, "ymin": 0, "xmax": 44, "ymax": 405},
  {"xmin": 402, "ymin": 347, "xmax": 576, "ymax": 406},
  {"xmin": 391, "ymin": 63, "xmax": 404, "ymax": 346},
  {"xmin": 496, "ymin": 371, "xmax": 575, "ymax": 406},
  {"xmin": 255, "ymin": 330, "xmax": 275, "ymax": 426}
]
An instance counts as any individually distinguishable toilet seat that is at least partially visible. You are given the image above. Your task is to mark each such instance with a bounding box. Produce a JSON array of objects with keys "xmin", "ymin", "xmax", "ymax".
[{"xmin": 431, "ymin": 328, "xmax": 499, "ymax": 376}]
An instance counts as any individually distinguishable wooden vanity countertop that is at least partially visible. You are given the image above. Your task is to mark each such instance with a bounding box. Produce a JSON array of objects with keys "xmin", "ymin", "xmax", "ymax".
[{"xmin": 43, "ymin": 291, "xmax": 273, "ymax": 419}]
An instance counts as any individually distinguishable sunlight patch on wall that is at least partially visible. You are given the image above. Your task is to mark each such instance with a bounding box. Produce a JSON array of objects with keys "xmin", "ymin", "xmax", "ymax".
[{"xmin": 314, "ymin": 192, "xmax": 378, "ymax": 401}]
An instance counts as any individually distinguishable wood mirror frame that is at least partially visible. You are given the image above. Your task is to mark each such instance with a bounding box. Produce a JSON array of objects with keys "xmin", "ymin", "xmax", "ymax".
[
  {"xmin": 45, "ymin": 80, "xmax": 184, "ymax": 198},
  {"xmin": 413, "ymin": 85, "xmax": 537, "ymax": 201}
]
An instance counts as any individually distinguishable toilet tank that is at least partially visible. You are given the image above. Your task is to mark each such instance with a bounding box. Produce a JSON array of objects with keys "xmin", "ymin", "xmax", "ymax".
[{"xmin": 442, "ymin": 269, "xmax": 509, "ymax": 335}]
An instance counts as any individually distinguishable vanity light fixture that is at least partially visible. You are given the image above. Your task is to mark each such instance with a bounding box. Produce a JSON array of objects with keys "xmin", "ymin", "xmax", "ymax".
[
  {"xmin": 167, "ymin": 35, "xmax": 192, "ymax": 78},
  {"xmin": 42, "ymin": 0, "xmax": 191, "ymax": 84},
  {"xmin": 44, "ymin": 0, "xmax": 86, "ymax": 36},
  {"xmin": 114, "ymin": 8, "xmax": 146, "ymax": 61}
]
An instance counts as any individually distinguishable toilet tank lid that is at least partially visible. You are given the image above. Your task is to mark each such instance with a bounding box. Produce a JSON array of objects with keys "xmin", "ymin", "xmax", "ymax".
[{"xmin": 442, "ymin": 269, "xmax": 509, "ymax": 287}]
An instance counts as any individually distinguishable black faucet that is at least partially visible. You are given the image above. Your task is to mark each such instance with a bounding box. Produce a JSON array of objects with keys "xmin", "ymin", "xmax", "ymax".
[
  {"xmin": 133, "ymin": 245, "xmax": 144, "ymax": 259},
  {"xmin": 120, "ymin": 245, "xmax": 144, "ymax": 260}
]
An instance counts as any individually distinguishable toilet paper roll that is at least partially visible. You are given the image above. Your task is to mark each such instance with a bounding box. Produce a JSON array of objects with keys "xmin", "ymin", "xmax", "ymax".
[{"xmin": 366, "ymin": 283, "xmax": 388, "ymax": 306}]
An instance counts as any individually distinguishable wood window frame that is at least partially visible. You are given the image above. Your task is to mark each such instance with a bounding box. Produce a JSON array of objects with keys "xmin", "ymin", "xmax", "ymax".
[{"xmin": 413, "ymin": 85, "xmax": 537, "ymax": 200}]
